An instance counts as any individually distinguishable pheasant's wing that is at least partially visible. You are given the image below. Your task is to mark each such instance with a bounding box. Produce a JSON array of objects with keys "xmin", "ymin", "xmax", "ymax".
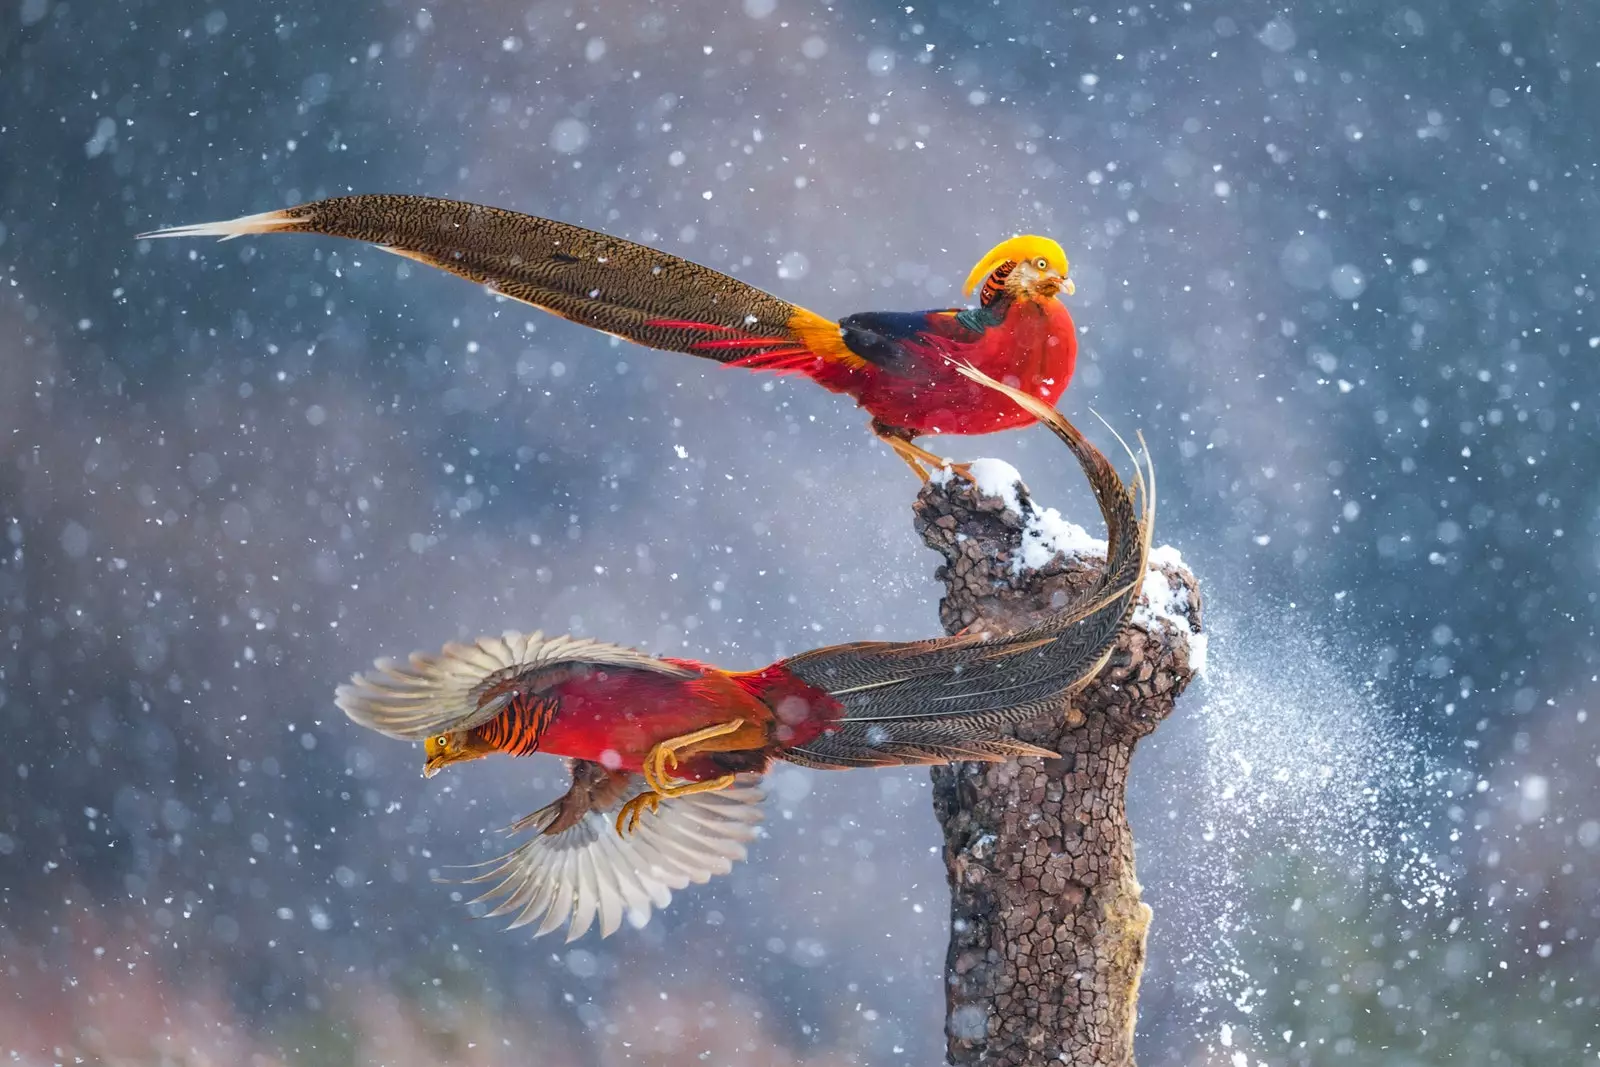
[
  {"xmin": 139, "ymin": 194, "xmax": 867, "ymax": 370},
  {"xmin": 833, "ymin": 309, "xmax": 982, "ymax": 376},
  {"xmin": 333, "ymin": 629, "xmax": 694, "ymax": 740},
  {"xmin": 457, "ymin": 769, "xmax": 765, "ymax": 941}
]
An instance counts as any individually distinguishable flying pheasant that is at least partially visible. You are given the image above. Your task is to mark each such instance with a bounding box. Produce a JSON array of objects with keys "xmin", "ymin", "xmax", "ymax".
[
  {"xmin": 139, "ymin": 195, "xmax": 1078, "ymax": 478},
  {"xmin": 334, "ymin": 368, "xmax": 1154, "ymax": 939}
]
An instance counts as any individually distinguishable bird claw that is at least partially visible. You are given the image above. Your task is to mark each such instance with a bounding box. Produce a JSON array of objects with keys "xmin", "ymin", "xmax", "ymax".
[
  {"xmin": 640, "ymin": 719, "xmax": 746, "ymax": 795},
  {"xmin": 643, "ymin": 747, "xmax": 685, "ymax": 795},
  {"xmin": 878, "ymin": 431, "xmax": 970, "ymax": 484},
  {"xmin": 615, "ymin": 792, "xmax": 662, "ymax": 836},
  {"xmin": 622, "ymin": 720, "xmax": 750, "ymax": 834},
  {"xmin": 654, "ymin": 747, "xmax": 680, "ymax": 785}
]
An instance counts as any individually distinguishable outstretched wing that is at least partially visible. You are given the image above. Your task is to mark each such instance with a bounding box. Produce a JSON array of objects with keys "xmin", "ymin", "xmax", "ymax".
[
  {"xmin": 139, "ymin": 194, "xmax": 867, "ymax": 369},
  {"xmin": 457, "ymin": 767, "xmax": 765, "ymax": 941},
  {"xmin": 334, "ymin": 629, "xmax": 695, "ymax": 740}
]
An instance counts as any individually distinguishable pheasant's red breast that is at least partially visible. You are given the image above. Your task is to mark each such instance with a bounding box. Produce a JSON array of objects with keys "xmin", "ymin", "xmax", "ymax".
[{"xmin": 804, "ymin": 298, "xmax": 1077, "ymax": 436}]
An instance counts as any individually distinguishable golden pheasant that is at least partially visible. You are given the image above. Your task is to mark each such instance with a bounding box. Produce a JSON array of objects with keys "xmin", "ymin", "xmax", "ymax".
[
  {"xmin": 333, "ymin": 368, "xmax": 1154, "ymax": 939},
  {"xmin": 139, "ymin": 195, "xmax": 1077, "ymax": 477}
]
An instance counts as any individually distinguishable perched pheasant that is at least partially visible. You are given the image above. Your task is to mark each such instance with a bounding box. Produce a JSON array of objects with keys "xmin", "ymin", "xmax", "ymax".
[
  {"xmin": 334, "ymin": 368, "xmax": 1154, "ymax": 939},
  {"xmin": 139, "ymin": 195, "xmax": 1078, "ymax": 477}
]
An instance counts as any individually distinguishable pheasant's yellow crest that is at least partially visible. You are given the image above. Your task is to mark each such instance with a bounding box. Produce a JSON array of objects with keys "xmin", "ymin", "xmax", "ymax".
[{"xmin": 963, "ymin": 235, "xmax": 1070, "ymax": 296}]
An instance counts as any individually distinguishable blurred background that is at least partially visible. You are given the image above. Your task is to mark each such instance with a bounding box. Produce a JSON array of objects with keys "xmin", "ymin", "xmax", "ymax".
[{"xmin": 2, "ymin": 0, "xmax": 1596, "ymax": 1063}]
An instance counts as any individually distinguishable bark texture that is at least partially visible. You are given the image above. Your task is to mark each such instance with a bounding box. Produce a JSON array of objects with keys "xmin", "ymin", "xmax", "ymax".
[{"xmin": 914, "ymin": 468, "xmax": 1202, "ymax": 1067}]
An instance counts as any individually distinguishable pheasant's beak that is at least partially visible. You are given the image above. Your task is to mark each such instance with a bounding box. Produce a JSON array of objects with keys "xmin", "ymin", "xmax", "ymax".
[
  {"xmin": 423, "ymin": 736, "xmax": 469, "ymax": 778},
  {"xmin": 1037, "ymin": 271, "xmax": 1073, "ymax": 299}
]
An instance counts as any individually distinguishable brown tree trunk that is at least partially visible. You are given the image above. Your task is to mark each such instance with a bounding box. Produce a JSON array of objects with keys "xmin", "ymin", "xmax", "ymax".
[{"xmin": 914, "ymin": 467, "xmax": 1203, "ymax": 1067}]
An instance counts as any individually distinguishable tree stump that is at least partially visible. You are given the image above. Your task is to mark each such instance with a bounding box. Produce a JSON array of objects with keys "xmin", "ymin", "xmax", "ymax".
[{"xmin": 914, "ymin": 465, "xmax": 1203, "ymax": 1067}]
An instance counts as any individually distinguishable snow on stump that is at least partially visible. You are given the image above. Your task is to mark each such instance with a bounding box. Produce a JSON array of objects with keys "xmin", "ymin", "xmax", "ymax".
[{"xmin": 914, "ymin": 458, "xmax": 1204, "ymax": 1067}]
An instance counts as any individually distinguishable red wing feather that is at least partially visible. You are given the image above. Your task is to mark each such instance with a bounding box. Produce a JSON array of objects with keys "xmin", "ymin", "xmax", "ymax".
[{"xmin": 642, "ymin": 314, "xmax": 851, "ymax": 370}]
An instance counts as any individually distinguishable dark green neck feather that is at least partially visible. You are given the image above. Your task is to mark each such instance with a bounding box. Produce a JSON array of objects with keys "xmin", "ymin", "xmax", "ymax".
[{"xmin": 955, "ymin": 303, "xmax": 1006, "ymax": 332}]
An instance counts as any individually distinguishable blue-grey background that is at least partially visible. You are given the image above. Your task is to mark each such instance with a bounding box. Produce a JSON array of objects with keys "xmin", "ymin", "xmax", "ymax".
[{"xmin": 2, "ymin": 1, "xmax": 1595, "ymax": 1063}]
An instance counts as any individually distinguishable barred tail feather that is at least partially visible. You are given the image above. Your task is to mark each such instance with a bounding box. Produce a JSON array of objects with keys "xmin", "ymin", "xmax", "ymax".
[
  {"xmin": 137, "ymin": 193, "xmax": 849, "ymax": 367},
  {"xmin": 782, "ymin": 734, "xmax": 1056, "ymax": 770}
]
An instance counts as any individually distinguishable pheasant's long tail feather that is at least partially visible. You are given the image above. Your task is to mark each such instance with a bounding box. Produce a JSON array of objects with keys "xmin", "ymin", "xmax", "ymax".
[
  {"xmin": 776, "ymin": 366, "xmax": 1154, "ymax": 771},
  {"xmin": 137, "ymin": 208, "xmax": 307, "ymax": 241},
  {"xmin": 139, "ymin": 194, "xmax": 864, "ymax": 368},
  {"xmin": 780, "ymin": 733, "xmax": 1059, "ymax": 770}
]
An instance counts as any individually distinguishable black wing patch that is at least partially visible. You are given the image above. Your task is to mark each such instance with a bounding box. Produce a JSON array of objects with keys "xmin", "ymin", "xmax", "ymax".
[{"xmin": 838, "ymin": 310, "xmax": 949, "ymax": 374}]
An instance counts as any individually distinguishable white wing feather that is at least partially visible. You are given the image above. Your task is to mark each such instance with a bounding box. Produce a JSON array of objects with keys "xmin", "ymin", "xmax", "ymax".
[
  {"xmin": 457, "ymin": 775, "xmax": 764, "ymax": 940},
  {"xmin": 334, "ymin": 629, "xmax": 695, "ymax": 739}
]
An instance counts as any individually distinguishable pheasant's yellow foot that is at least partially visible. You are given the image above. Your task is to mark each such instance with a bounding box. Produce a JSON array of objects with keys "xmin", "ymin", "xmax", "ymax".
[
  {"xmin": 935, "ymin": 460, "xmax": 975, "ymax": 483},
  {"xmin": 615, "ymin": 792, "xmax": 662, "ymax": 836},
  {"xmin": 883, "ymin": 435, "xmax": 973, "ymax": 484},
  {"xmin": 652, "ymin": 773, "xmax": 738, "ymax": 800},
  {"xmin": 641, "ymin": 719, "xmax": 747, "ymax": 794}
]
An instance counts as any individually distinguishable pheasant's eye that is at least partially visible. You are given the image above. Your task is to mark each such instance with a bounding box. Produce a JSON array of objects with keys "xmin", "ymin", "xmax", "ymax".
[{"xmin": 1035, "ymin": 257, "xmax": 1049, "ymax": 270}]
